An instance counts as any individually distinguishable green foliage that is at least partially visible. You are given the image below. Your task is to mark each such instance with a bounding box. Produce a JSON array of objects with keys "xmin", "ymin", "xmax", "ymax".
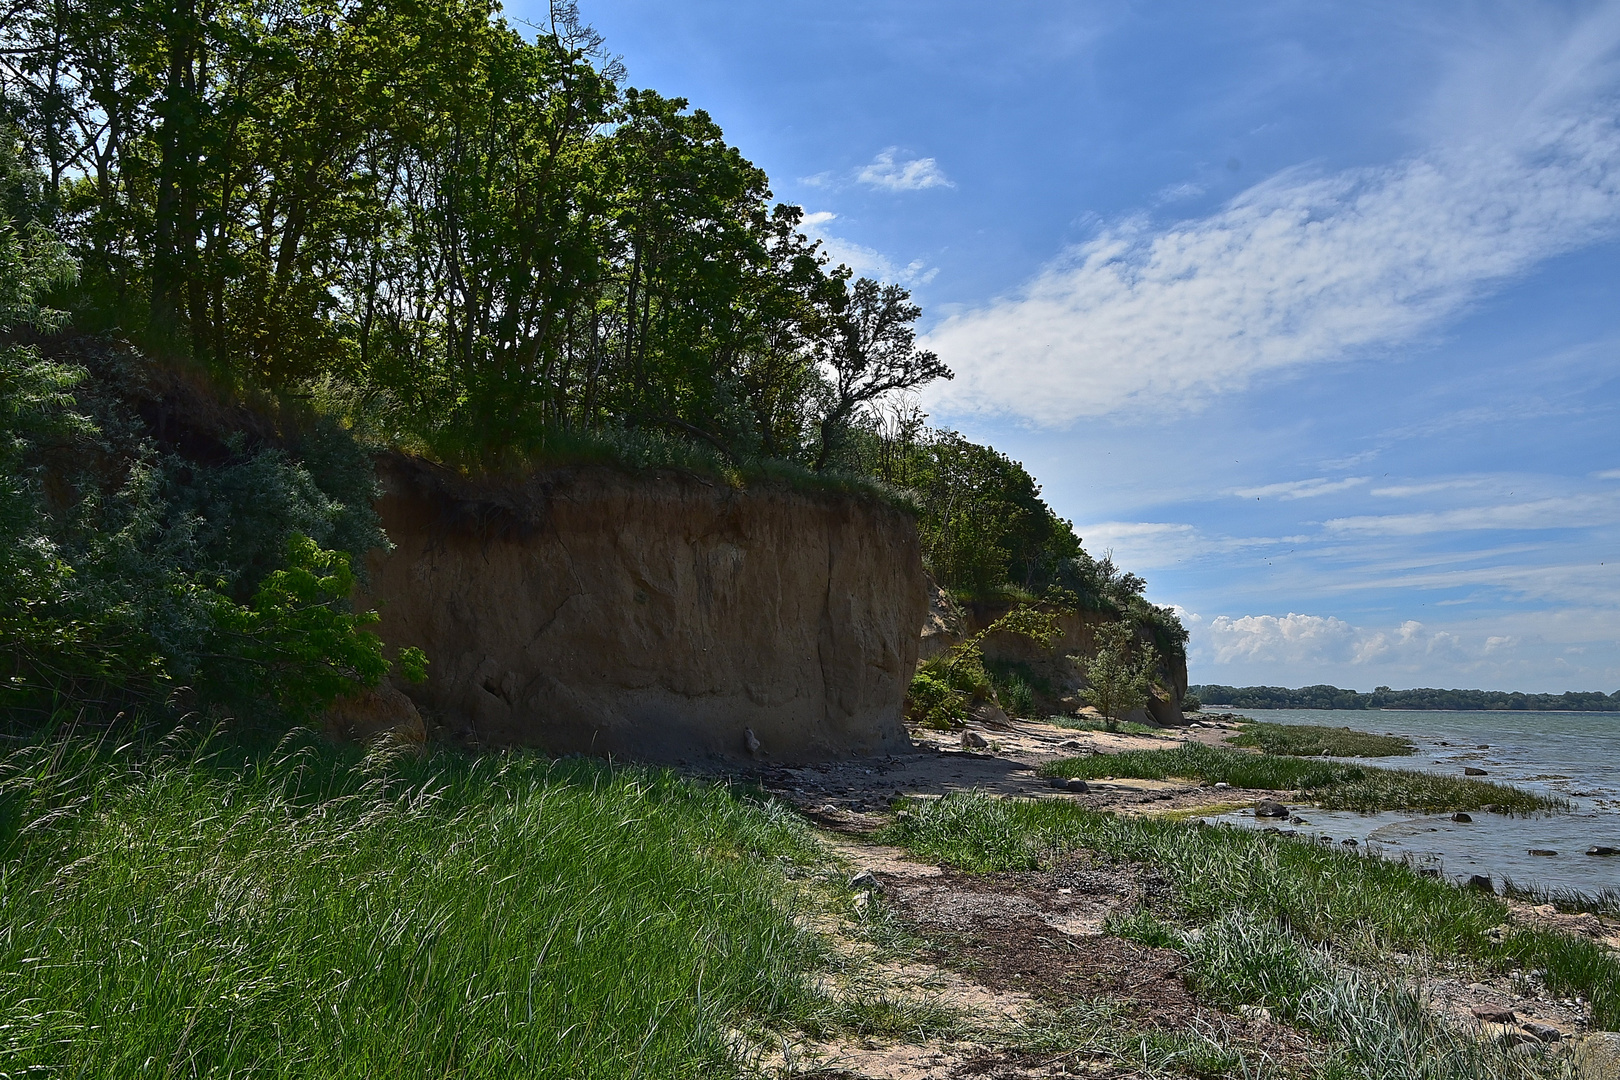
[
  {"xmin": 1226, "ymin": 720, "xmax": 1415, "ymax": 757},
  {"xmin": 906, "ymin": 603, "xmax": 1064, "ymax": 728},
  {"xmin": 0, "ymin": 731, "xmax": 835, "ymax": 1075},
  {"xmin": 905, "ymin": 669, "xmax": 968, "ymax": 730},
  {"xmin": 204, "ymin": 535, "xmax": 394, "ymax": 718},
  {"xmin": 1039, "ymin": 743, "xmax": 1563, "ymax": 814},
  {"xmin": 1078, "ymin": 619, "xmax": 1160, "ymax": 723}
]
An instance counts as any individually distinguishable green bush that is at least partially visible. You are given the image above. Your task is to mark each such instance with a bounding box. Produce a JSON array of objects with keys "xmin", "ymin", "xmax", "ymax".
[{"xmin": 905, "ymin": 670, "xmax": 967, "ymax": 730}]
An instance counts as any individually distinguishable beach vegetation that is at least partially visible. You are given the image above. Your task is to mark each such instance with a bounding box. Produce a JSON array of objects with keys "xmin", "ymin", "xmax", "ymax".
[
  {"xmin": 1040, "ymin": 743, "xmax": 1561, "ymax": 813},
  {"xmin": 879, "ymin": 792, "xmax": 1620, "ymax": 1030},
  {"xmin": 1226, "ymin": 720, "xmax": 1415, "ymax": 757}
]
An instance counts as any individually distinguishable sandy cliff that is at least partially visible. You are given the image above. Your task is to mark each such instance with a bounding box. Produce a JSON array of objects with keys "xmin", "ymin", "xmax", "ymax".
[{"xmin": 364, "ymin": 458, "xmax": 925, "ymax": 762}]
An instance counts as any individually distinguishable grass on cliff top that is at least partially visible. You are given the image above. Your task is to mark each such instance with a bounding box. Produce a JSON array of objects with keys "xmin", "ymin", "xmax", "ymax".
[
  {"xmin": 878, "ymin": 792, "xmax": 1620, "ymax": 1030},
  {"xmin": 1039, "ymin": 742, "xmax": 1561, "ymax": 814},
  {"xmin": 1226, "ymin": 720, "xmax": 1415, "ymax": 758},
  {"xmin": 0, "ymin": 726, "xmax": 859, "ymax": 1078}
]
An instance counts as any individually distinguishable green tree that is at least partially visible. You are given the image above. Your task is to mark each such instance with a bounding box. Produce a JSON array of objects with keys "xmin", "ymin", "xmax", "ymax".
[{"xmin": 1079, "ymin": 620, "xmax": 1160, "ymax": 726}]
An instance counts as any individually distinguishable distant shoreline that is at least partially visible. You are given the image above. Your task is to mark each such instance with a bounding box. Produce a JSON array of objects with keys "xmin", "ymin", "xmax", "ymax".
[{"xmin": 1189, "ymin": 683, "xmax": 1620, "ymax": 713}]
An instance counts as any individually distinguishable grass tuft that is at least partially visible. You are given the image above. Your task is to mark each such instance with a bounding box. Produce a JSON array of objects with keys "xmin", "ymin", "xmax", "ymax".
[{"xmin": 1226, "ymin": 720, "xmax": 1414, "ymax": 758}]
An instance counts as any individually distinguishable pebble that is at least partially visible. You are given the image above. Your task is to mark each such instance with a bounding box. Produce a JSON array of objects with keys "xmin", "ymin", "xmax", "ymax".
[{"xmin": 1471, "ymin": 1004, "xmax": 1517, "ymax": 1024}]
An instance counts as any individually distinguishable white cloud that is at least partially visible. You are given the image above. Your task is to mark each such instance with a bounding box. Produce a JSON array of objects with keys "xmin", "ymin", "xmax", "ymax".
[
  {"xmin": 924, "ymin": 14, "xmax": 1620, "ymax": 425},
  {"xmin": 856, "ymin": 148, "xmax": 955, "ymax": 191},
  {"xmin": 816, "ymin": 236, "xmax": 938, "ymax": 287},
  {"xmin": 800, "ymin": 210, "xmax": 838, "ymax": 227},
  {"xmin": 1234, "ymin": 476, "xmax": 1367, "ymax": 500},
  {"xmin": 1595, "ymin": 468, "xmax": 1620, "ymax": 480},
  {"xmin": 1323, "ymin": 494, "xmax": 1620, "ymax": 535},
  {"xmin": 1204, "ymin": 613, "xmax": 1358, "ymax": 666}
]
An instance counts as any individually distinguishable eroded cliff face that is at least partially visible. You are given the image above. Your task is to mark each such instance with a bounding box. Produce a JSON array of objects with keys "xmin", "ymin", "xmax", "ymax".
[
  {"xmin": 364, "ymin": 458, "xmax": 925, "ymax": 763},
  {"xmin": 964, "ymin": 601, "xmax": 1190, "ymax": 725}
]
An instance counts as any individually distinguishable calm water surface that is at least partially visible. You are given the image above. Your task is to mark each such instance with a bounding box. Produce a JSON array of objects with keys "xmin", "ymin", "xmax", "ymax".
[{"xmin": 1206, "ymin": 709, "xmax": 1620, "ymax": 897}]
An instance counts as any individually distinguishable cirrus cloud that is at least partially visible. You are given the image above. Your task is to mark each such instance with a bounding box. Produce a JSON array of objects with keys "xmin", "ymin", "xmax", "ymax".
[{"xmin": 923, "ymin": 9, "xmax": 1620, "ymax": 426}]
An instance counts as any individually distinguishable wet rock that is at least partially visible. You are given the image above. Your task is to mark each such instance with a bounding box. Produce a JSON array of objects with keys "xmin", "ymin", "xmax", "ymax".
[
  {"xmin": 1521, "ymin": 1022, "xmax": 1561, "ymax": 1043},
  {"xmin": 1477, "ymin": 744, "xmax": 1490, "ymax": 749},
  {"xmin": 1528, "ymin": 849, "xmax": 1558, "ymax": 857},
  {"xmin": 1587, "ymin": 846, "xmax": 1617, "ymax": 857},
  {"xmin": 1341, "ymin": 838, "xmax": 1358, "ymax": 846},
  {"xmin": 1254, "ymin": 799, "xmax": 1290, "ymax": 818},
  {"xmin": 1471, "ymin": 1004, "xmax": 1517, "ymax": 1024},
  {"xmin": 1290, "ymin": 815, "xmax": 1308, "ymax": 824},
  {"xmin": 1065, "ymin": 778, "xmax": 1090, "ymax": 793},
  {"xmin": 1464, "ymin": 767, "xmax": 1489, "ymax": 776},
  {"xmin": 1452, "ymin": 813, "xmax": 1473, "ymax": 823},
  {"xmin": 1466, "ymin": 874, "xmax": 1495, "ymax": 893}
]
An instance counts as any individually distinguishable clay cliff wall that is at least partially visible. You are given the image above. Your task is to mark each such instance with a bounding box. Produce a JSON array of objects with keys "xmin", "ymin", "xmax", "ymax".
[{"xmin": 363, "ymin": 457, "xmax": 925, "ymax": 762}]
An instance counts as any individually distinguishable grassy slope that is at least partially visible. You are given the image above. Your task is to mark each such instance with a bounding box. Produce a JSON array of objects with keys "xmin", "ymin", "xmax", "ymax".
[
  {"xmin": 1039, "ymin": 743, "xmax": 1561, "ymax": 814},
  {"xmin": 0, "ymin": 731, "xmax": 828, "ymax": 1077},
  {"xmin": 1226, "ymin": 720, "xmax": 1415, "ymax": 758},
  {"xmin": 880, "ymin": 794, "xmax": 1619, "ymax": 1032}
]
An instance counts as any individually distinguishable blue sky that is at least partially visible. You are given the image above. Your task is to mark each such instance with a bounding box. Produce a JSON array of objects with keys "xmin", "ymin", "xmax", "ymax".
[{"xmin": 530, "ymin": 0, "xmax": 1620, "ymax": 693}]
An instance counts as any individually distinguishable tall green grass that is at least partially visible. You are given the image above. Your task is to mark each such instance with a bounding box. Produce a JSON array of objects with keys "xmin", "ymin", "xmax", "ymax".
[
  {"xmin": 1040, "ymin": 743, "xmax": 1561, "ymax": 814},
  {"xmin": 879, "ymin": 793, "xmax": 1620, "ymax": 1029},
  {"xmin": 0, "ymin": 729, "xmax": 830, "ymax": 1077}
]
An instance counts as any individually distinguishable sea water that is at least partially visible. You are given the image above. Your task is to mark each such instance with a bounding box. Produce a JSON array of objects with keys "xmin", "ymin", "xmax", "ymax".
[{"xmin": 1206, "ymin": 709, "xmax": 1620, "ymax": 897}]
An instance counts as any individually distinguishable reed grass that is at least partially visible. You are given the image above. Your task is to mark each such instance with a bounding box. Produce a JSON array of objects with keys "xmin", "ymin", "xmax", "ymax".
[
  {"xmin": 1226, "ymin": 721, "xmax": 1414, "ymax": 758},
  {"xmin": 1039, "ymin": 743, "xmax": 1561, "ymax": 814},
  {"xmin": 0, "ymin": 727, "xmax": 835, "ymax": 1077}
]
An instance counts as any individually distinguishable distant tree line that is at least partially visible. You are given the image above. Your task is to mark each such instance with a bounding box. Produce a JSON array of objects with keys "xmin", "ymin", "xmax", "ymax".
[{"xmin": 1189, "ymin": 684, "xmax": 1620, "ymax": 712}]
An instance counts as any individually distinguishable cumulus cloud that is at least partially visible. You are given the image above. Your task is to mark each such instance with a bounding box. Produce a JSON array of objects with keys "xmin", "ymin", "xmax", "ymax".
[
  {"xmin": 924, "ymin": 14, "xmax": 1620, "ymax": 425},
  {"xmin": 1202, "ymin": 613, "xmax": 1508, "ymax": 670},
  {"xmin": 1234, "ymin": 477, "xmax": 1368, "ymax": 500},
  {"xmin": 856, "ymin": 148, "xmax": 955, "ymax": 191},
  {"xmin": 1205, "ymin": 613, "xmax": 1358, "ymax": 666},
  {"xmin": 799, "ymin": 210, "xmax": 839, "ymax": 227}
]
